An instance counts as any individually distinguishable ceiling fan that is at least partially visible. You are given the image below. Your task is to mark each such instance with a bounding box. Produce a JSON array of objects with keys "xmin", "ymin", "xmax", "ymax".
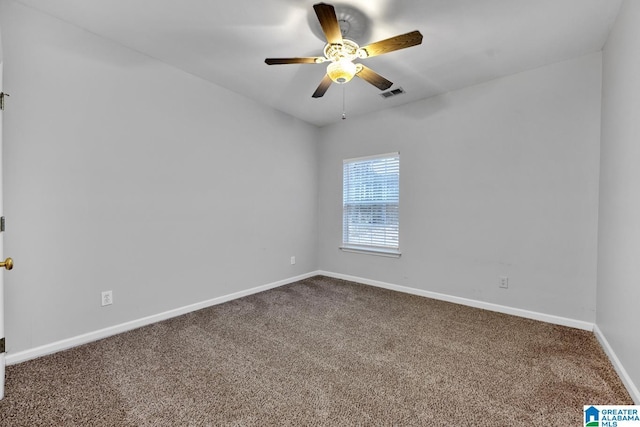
[{"xmin": 265, "ymin": 2, "xmax": 423, "ymax": 98}]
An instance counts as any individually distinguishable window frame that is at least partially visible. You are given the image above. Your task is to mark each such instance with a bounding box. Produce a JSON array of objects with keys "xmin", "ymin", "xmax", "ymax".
[{"xmin": 340, "ymin": 152, "xmax": 401, "ymax": 258}]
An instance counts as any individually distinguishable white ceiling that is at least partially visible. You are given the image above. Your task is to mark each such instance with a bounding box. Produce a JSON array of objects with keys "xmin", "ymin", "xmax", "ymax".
[{"xmin": 16, "ymin": 0, "xmax": 622, "ymax": 127}]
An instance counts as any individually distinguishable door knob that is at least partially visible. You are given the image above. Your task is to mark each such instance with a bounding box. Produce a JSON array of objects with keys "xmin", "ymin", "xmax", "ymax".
[{"xmin": 0, "ymin": 258, "xmax": 13, "ymax": 270}]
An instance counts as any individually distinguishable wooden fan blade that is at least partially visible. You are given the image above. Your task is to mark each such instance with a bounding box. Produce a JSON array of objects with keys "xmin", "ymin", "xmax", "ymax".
[
  {"xmin": 265, "ymin": 57, "xmax": 322, "ymax": 65},
  {"xmin": 359, "ymin": 30, "xmax": 423, "ymax": 58},
  {"xmin": 313, "ymin": 3, "xmax": 343, "ymax": 45},
  {"xmin": 312, "ymin": 74, "xmax": 333, "ymax": 98},
  {"xmin": 355, "ymin": 65, "xmax": 393, "ymax": 91}
]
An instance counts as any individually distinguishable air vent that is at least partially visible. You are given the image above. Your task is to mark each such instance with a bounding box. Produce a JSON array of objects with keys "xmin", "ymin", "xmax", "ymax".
[{"xmin": 380, "ymin": 87, "xmax": 405, "ymax": 99}]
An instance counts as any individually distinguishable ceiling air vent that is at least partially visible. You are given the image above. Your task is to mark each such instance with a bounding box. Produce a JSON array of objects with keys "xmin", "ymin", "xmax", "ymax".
[{"xmin": 380, "ymin": 87, "xmax": 405, "ymax": 99}]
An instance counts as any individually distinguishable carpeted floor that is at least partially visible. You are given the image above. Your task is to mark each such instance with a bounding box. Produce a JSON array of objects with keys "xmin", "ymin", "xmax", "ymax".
[{"xmin": 0, "ymin": 275, "xmax": 633, "ymax": 426}]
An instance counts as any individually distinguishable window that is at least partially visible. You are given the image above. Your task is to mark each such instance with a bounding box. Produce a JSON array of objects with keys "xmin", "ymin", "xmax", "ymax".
[{"xmin": 341, "ymin": 153, "xmax": 400, "ymax": 257}]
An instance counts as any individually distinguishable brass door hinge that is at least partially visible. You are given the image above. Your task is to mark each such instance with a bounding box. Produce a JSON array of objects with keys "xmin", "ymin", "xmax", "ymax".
[
  {"xmin": 0, "ymin": 337, "xmax": 5, "ymax": 353},
  {"xmin": 0, "ymin": 92, "xmax": 9, "ymax": 111}
]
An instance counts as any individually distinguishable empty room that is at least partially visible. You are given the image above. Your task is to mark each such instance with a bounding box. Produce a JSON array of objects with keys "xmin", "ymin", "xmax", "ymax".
[{"xmin": 0, "ymin": 0, "xmax": 638, "ymax": 425}]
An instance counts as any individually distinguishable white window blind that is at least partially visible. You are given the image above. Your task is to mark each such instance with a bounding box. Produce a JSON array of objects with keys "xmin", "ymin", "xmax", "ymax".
[{"xmin": 342, "ymin": 153, "xmax": 399, "ymax": 254}]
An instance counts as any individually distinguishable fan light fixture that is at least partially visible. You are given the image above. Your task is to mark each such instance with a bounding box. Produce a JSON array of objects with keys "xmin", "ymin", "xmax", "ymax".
[
  {"xmin": 323, "ymin": 38, "xmax": 362, "ymax": 84},
  {"xmin": 264, "ymin": 3, "xmax": 423, "ymax": 99},
  {"xmin": 327, "ymin": 58, "xmax": 357, "ymax": 83}
]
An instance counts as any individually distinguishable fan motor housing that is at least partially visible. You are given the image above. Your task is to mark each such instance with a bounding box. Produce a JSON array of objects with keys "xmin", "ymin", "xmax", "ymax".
[{"xmin": 324, "ymin": 38, "xmax": 359, "ymax": 62}]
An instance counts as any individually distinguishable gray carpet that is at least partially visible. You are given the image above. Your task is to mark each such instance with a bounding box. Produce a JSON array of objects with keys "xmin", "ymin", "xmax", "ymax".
[{"xmin": 0, "ymin": 276, "xmax": 632, "ymax": 426}]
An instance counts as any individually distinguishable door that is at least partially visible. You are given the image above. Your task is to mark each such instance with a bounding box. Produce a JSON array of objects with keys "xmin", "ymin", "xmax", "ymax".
[
  {"xmin": 0, "ymin": 27, "xmax": 5, "ymax": 400},
  {"xmin": 0, "ymin": 28, "xmax": 5, "ymax": 400},
  {"xmin": 0, "ymin": 23, "xmax": 17, "ymax": 402}
]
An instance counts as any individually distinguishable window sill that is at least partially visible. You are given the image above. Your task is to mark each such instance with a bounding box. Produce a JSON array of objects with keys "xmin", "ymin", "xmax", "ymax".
[{"xmin": 339, "ymin": 246, "xmax": 401, "ymax": 258}]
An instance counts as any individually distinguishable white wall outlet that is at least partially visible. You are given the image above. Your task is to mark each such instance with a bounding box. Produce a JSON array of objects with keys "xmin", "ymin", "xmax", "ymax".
[
  {"xmin": 101, "ymin": 290, "xmax": 113, "ymax": 306},
  {"xmin": 290, "ymin": 256, "xmax": 296, "ymax": 265},
  {"xmin": 499, "ymin": 276, "xmax": 509, "ymax": 289}
]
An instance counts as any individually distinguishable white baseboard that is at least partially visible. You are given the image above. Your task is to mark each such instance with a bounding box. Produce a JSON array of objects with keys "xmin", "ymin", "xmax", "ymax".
[
  {"xmin": 6, "ymin": 271, "xmax": 318, "ymax": 366},
  {"xmin": 317, "ymin": 271, "xmax": 595, "ymax": 331},
  {"xmin": 11, "ymin": 270, "xmax": 636, "ymax": 405},
  {"xmin": 593, "ymin": 325, "xmax": 640, "ymax": 404}
]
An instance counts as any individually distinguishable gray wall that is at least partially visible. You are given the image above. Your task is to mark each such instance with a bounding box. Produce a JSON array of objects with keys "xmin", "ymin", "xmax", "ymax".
[
  {"xmin": 598, "ymin": 0, "xmax": 640, "ymax": 399},
  {"xmin": 318, "ymin": 53, "xmax": 602, "ymax": 323},
  {"xmin": 0, "ymin": 1, "xmax": 318, "ymax": 353}
]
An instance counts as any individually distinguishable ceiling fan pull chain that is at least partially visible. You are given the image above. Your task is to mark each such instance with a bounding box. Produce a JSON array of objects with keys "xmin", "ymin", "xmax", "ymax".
[{"xmin": 342, "ymin": 85, "xmax": 347, "ymax": 120}]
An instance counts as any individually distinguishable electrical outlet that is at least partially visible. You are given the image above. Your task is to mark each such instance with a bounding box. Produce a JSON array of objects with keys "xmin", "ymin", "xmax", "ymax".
[
  {"xmin": 101, "ymin": 290, "xmax": 113, "ymax": 306},
  {"xmin": 499, "ymin": 276, "xmax": 509, "ymax": 289},
  {"xmin": 290, "ymin": 256, "xmax": 296, "ymax": 265}
]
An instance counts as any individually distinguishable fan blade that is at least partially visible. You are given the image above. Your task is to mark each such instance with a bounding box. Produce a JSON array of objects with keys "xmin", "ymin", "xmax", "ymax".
[
  {"xmin": 313, "ymin": 3, "xmax": 343, "ymax": 45},
  {"xmin": 265, "ymin": 57, "xmax": 322, "ymax": 65},
  {"xmin": 359, "ymin": 30, "xmax": 423, "ymax": 58},
  {"xmin": 355, "ymin": 65, "xmax": 393, "ymax": 91},
  {"xmin": 312, "ymin": 74, "xmax": 333, "ymax": 98}
]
